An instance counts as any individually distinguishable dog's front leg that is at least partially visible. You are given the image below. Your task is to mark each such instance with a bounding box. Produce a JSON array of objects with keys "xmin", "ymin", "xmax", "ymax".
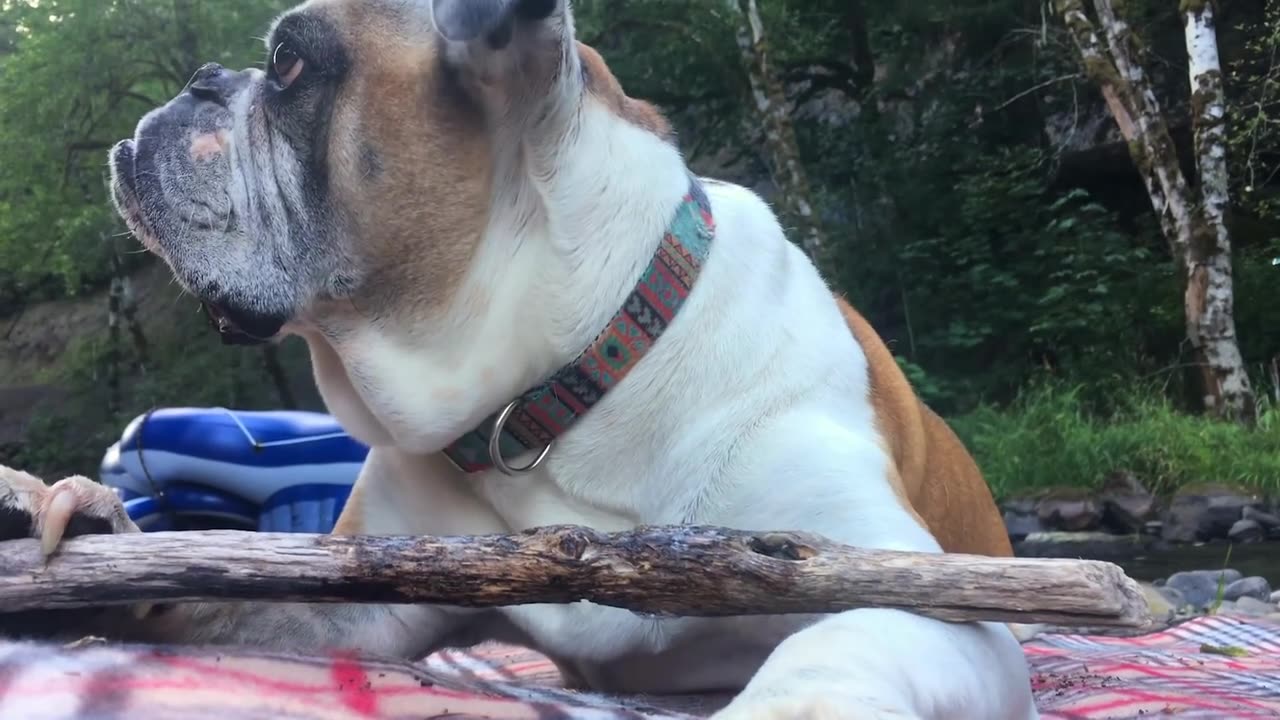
[
  {"xmin": 135, "ymin": 600, "xmax": 447, "ymax": 657},
  {"xmin": 154, "ymin": 446, "xmax": 505, "ymax": 655},
  {"xmin": 704, "ymin": 413, "xmax": 1039, "ymax": 720},
  {"xmin": 0, "ymin": 449, "xmax": 489, "ymax": 658},
  {"xmin": 723, "ymin": 613, "xmax": 1039, "ymax": 720},
  {"xmin": 711, "ymin": 610, "xmax": 1038, "ymax": 720}
]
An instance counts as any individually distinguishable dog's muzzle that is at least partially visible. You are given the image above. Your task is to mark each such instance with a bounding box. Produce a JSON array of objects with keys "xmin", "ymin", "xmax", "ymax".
[
  {"xmin": 110, "ymin": 64, "xmax": 287, "ymax": 346},
  {"xmin": 201, "ymin": 302, "xmax": 279, "ymax": 347}
]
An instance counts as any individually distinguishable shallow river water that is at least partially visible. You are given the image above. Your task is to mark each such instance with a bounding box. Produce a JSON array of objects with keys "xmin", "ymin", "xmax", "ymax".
[{"xmin": 1092, "ymin": 542, "xmax": 1279, "ymax": 583}]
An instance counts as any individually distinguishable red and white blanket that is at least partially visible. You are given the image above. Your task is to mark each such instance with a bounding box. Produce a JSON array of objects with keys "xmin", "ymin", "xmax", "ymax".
[{"xmin": 0, "ymin": 616, "xmax": 1276, "ymax": 720}]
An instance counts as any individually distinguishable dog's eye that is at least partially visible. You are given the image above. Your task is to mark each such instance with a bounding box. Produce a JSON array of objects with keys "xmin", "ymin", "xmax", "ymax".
[{"xmin": 271, "ymin": 42, "xmax": 304, "ymax": 88}]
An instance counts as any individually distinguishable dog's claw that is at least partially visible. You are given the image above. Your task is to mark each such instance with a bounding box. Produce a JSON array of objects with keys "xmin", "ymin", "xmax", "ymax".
[
  {"xmin": 0, "ymin": 467, "xmax": 157, "ymax": 638},
  {"xmin": 40, "ymin": 486, "xmax": 78, "ymax": 558}
]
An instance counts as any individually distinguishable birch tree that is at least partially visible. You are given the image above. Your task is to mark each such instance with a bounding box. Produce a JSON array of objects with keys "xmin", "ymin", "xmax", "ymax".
[
  {"xmin": 1056, "ymin": 0, "xmax": 1256, "ymax": 424},
  {"xmin": 1182, "ymin": 1, "xmax": 1253, "ymax": 422},
  {"xmin": 726, "ymin": 0, "xmax": 827, "ymax": 261}
]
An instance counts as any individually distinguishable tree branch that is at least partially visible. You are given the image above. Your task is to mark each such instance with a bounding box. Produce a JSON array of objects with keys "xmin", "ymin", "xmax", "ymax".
[
  {"xmin": 728, "ymin": 0, "xmax": 828, "ymax": 260},
  {"xmin": 1056, "ymin": 0, "xmax": 1193, "ymax": 256},
  {"xmin": 0, "ymin": 526, "xmax": 1152, "ymax": 629},
  {"xmin": 119, "ymin": 90, "xmax": 162, "ymax": 108},
  {"xmin": 992, "ymin": 73, "xmax": 1082, "ymax": 112}
]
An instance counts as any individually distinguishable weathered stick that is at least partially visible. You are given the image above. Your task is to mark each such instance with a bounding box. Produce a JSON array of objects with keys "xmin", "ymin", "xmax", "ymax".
[{"xmin": 0, "ymin": 526, "xmax": 1151, "ymax": 627}]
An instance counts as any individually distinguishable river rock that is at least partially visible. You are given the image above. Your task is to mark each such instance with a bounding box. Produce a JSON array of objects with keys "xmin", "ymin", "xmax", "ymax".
[
  {"xmin": 1164, "ymin": 569, "xmax": 1244, "ymax": 610},
  {"xmin": 1013, "ymin": 531, "xmax": 1153, "ymax": 559},
  {"xmin": 1228, "ymin": 518, "xmax": 1266, "ymax": 544},
  {"xmin": 1214, "ymin": 599, "xmax": 1238, "ymax": 615},
  {"xmin": 1161, "ymin": 485, "xmax": 1264, "ymax": 543},
  {"xmin": 1272, "ymin": 590, "xmax": 1280, "ymax": 604},
  {"xmin": 1099, "ymin": 471, "xmax": 1155, "ymax": 533},
  {"xmin": 1223, "ymin": 576, "xmax": 1272, "ymax": 603},
  {"xmin": 1153, "ymin": 585, "xmax": 1186, "ymax": 612},
  {"xmin": 1230, "ymin": 596, "xmax": 1277, "ymax": 617},
  {"xmin": 1243, "ymin": 506, "xmax": 1280, "ymax": 533},
  {"xmin": 1037, "ymin": 492, "xmax": 1102, "ymax": 532},
  {"xmin": 1142, "ymin": 583, "xmax": 1180, "ymax": 620},
  {"xmin": 1001, "ymin": 498, "xmax": 1044, "ymax": 540}
]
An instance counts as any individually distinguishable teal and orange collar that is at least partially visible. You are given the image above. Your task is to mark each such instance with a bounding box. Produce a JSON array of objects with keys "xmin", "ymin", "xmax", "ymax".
[{"xmin": 443, "ymin": 177, "xmax": 715, "ymax": 475}]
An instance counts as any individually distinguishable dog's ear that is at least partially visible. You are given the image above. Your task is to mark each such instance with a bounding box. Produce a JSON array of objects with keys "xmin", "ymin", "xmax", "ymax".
[
  {"xmin": 429, "ymin": 0, "xmax": 576, "ymax": 113},
  {"xmin": 431, "ymin": 0, "xmax": 559, "ymax": 46}
]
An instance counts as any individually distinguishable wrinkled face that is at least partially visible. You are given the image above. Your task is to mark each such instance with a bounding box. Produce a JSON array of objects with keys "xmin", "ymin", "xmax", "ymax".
[{"xmin": 109, "ymin": 0, "xmax": 492, "ymax": 343}]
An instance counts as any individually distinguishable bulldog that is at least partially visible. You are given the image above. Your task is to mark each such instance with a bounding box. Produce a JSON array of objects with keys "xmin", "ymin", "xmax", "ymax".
[{"xmin": 0, "ymin": 0, "xmax": 1037, "ymax": 717}]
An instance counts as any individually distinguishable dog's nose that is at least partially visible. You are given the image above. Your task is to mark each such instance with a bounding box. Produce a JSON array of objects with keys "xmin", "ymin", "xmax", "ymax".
[{"xmin": 185, "ymin": 63, "xmax": 247, "ymax": 106}]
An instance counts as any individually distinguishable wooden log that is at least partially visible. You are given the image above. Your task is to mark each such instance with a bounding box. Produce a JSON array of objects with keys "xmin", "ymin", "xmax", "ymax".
[{"xmin": 0, "ymin": 526, "xmax": 1152, "ymax": 628}]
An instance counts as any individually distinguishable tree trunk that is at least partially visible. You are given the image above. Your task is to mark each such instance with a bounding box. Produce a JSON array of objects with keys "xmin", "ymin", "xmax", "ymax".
[
  {"xmin": 1056, "ymin": 0, "xmax": 1256, "ymax": 423},
  {"xmin": 727, "ymin": 0, "xmax": 828, "ymax": 261},
  {"xmin": 1183, "ymin": 0, "xmax": 1255, "ymax": 423},
  {"xmin": 261, "ymin": 346, "xmax": 298, "ymax": 409},
  {"xmin": 108, "ymin": 250, "xmax": 149, "ymax": 373},
  {"xmin": 1061, "ymin": 0, "xmax": 1195, "ymax": 253},
  {"xmin": 1269, "ymin": 356, "xmax": 1279, "ymax": 405},
  {"xmin": 106, "ymin": 275, "xmax": 123, "ymax": 414},
  {"xmin": 119, "ymin": 276, "xmax": 149, "ymax": 373},
  {"xmin": 842, "ymin": 0, "xmax": 875, "ymax": 101}
]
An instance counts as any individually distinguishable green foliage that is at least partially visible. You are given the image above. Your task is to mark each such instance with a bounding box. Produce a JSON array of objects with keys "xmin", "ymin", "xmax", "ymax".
[
  {"xmin": 837, "ymin": 126, "xmax": 1177, "ymax": 412},
  {"xmin": 1208, "ymin": 545, "xmax": 1232, "ymax": 617},
  {"xmin": 1, "ymin": 0, "xmax": 1279, "ymax": 487},
  {"xmin": 952, "ymin": 383, "xmax": 1280, "ymax": 501},
  {"xmin": 7, "ymin": 316, "xmax": 316, "ymax": 479},
  {"xmin": 0, "ymin": 0, "xmax": 291, "ymax": 308},
  {"xmin": 1227, "ymin": 0, "xmax": 1280, "ymax": 265}
]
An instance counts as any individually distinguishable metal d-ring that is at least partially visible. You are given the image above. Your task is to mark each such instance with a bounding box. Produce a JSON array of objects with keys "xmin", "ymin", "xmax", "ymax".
[{"xmin": 488, "ymin": 400, "xmax": 553, "ymax": 476}]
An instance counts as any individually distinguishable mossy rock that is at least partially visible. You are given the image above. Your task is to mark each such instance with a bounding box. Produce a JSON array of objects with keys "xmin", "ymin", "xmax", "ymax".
[{"xmin": 1173, "ymin": 483, "xmax": 1264, "ymax": 501}]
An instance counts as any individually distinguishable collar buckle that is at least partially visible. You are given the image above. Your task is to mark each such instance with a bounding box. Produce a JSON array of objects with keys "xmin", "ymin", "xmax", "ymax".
[{"xmin": 489, "ymin": 400, "xmax": 553, "ymax": 476}]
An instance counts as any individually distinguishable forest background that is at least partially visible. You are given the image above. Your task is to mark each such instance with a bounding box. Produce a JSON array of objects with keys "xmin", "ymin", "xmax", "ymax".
[{"xmin": 0, "ymin": 0, "xmax": 1277, "ymax": 502}]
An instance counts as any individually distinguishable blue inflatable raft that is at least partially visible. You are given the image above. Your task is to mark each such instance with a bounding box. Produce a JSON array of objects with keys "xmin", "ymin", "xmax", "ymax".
[{"xmin": 99, "ymin": 408, "xmax": 368, "ymax": 534}]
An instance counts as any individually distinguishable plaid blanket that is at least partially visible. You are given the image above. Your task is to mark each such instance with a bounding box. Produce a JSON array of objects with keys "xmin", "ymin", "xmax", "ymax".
[
  {"xmin": 1030, "ymin": 616, "xmax": 1280, "ymax": 719},
  {"xmin": 0, "ymin": 616, "xmax": 1276, "ymax": 720}
]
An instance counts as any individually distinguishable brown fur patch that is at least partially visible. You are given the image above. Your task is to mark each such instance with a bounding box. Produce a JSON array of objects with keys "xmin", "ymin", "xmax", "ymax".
[
  {"xmin": 331, "ymin": 479, "xmax": 366, "ymax": 535},
  {"xmin": 272, "ymin": 4, "xmax": 1002, "ymax": 559},
  {"xmin": 577, "ymin": 42, "xmax": 674, "ymax": 143},
  {"xmin": 301, "ymin": 0, "xmax": 493, "ymax": 318},
  {"xmin": 835, "ymin": 295, "xmax": 1012, "ymax": 557}
]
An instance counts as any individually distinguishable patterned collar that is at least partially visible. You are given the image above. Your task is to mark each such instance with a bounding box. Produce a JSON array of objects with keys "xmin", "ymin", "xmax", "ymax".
[{"xmin": 442, "ymin": 177, "xmax": 716, "ymax": 475}]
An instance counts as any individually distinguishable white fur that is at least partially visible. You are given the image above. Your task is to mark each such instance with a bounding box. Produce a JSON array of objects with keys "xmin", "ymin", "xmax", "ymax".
[
  {"xmin": 53, "ymin": 2, "xmax": 1042, "ymax": 712},
  {"xmin": 291, "ymin": 69, "xmax": 1038, "ymax": 720}
]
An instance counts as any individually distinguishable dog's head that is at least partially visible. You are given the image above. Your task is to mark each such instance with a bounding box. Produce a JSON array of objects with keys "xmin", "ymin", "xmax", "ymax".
[{"xmin": 109, "ymin": 0, "xmax": 627, "ymax": 343}]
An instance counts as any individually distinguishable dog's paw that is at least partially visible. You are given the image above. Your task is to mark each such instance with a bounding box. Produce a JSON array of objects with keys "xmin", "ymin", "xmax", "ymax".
[
  {"xmin": 710, "ymin": 696, "xmax": 920, "ymax": 720},
  {"xmin": 0, "ymin": 466, "xmax": 139, "ymax": 553},
  {"xmin": 0, "ymin": 466, "xmax": 151, "ymax": 640}
]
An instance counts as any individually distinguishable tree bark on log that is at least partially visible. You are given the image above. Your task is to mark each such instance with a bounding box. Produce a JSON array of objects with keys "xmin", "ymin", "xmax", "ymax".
[
  {"xmin": 727, "ymin": 0, "xmax": 828, "ymax": 261},
  {"xmin": 0, "ymin": 526, "xmax": 1152, "ymax": 628},
  {"xmin": 1056, "ymin": 0, "xmax": 1256, "ymax": 423}
]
